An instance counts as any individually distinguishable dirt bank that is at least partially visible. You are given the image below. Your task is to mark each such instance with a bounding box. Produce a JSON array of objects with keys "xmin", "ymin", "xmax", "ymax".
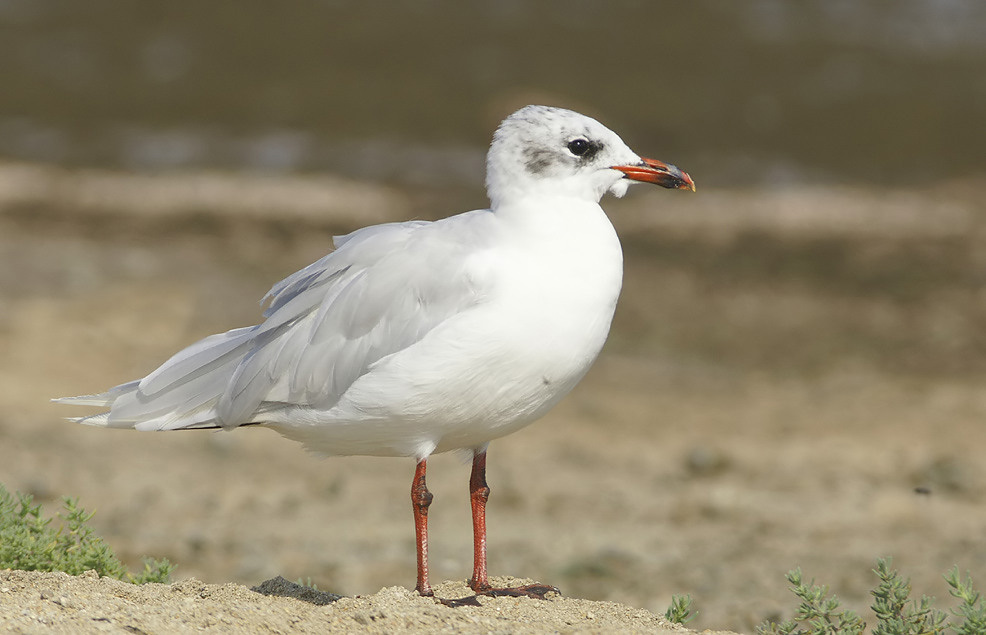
[{"xmin": 0, "ymin": 570, "xmax": 736, "ymax": 634}]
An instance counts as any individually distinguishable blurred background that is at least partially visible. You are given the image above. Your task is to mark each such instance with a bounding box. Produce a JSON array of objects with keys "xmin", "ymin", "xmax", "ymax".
[
  {"xmin": 1, "ymin": 1, "xmax": 984, "ymax": 632},
  {"xmin": 1, "ymin": 0, "xmax": 985, "ymax": 185}
]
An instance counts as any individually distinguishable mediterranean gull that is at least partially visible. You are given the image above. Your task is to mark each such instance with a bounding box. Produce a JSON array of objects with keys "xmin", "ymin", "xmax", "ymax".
[{"xmin": 55, "ymin": 105, "xmax": 695, "ymax": 603}]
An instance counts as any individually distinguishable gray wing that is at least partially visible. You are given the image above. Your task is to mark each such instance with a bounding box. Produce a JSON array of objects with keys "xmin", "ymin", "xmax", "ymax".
[{"xmin": 68, "ymin": 214, "xmax": 491, "ymax": 430}]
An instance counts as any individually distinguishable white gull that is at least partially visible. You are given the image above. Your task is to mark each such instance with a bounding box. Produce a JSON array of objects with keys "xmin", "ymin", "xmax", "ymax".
[{"xmin": 55, "ymin": 104, "xmax": 695, "ymax": 601}]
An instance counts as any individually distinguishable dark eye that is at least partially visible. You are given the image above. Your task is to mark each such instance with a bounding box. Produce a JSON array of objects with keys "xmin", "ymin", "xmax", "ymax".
[{"xmin": 567, "ymin": 138, "xmax": 590, "ymax": 156}]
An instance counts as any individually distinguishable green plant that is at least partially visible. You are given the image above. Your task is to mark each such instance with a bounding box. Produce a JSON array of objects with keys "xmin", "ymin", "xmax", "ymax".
[
  {"xmin": 665, "ymin": 593, "xmax": 695, "ymax": 625},
  {"xmin": 757, "ymin": 567, "xmax": 865, "ymax": 635},
  {"xmin": 945, "ymin": 567, "xmax": 986, "ymax": 635},
  {"xmin": 0, "ymin": 483, "xmax": 174, "ymax": 584},
  {"xmin": 870, "ymin": 558, "xmax": 946, "ymax": 635},
  {"xmin": 759, "ymin": 559, "xmax": 986, "ymax": 635},
  {"xmin": 295, "ymin": 576, "xmax": 320, "ymax": 591}
]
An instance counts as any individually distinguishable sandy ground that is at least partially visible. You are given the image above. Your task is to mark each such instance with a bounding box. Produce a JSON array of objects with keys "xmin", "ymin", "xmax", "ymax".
[
  {"xmin": 1, "ymin": 163, "xmax": 985, "ymax": 633},
  {"xmin": 1, "ymin": 570, "xmax": 727, "ymax": 634}
]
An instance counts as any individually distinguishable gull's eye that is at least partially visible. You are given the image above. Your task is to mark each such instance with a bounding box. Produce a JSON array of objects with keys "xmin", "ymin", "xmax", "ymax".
[{"xmin": 567, "ymin": 138, "xmax": 590, "ymax": 157}]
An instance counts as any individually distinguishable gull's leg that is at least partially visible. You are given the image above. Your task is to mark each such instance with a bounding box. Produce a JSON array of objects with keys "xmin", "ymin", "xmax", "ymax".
[
  {"xmin": 465, "ymin": 448, "xmax": 560, "ymax": 601},
  {"xmin": 415, "ymin": 450, "xmax": 560, "ymax": 608},
  {"xmin": 468, "ymin": 449, "xmax": 492, "ymax": 592},
  {"xmin": 411, "ymin": 458, "xmax": 434, "ymax": 596}
]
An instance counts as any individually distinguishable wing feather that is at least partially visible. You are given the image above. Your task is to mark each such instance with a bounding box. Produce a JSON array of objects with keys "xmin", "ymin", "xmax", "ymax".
[
  {"xmin": 59, "ymin": 213, "xmax": 491, "ymax": 431},
  {"xmin": 137, "ymin": 327, "xmax": 255, "ymax": 397}
]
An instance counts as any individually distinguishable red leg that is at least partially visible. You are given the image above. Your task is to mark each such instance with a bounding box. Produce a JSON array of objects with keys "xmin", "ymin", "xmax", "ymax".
[
  {"xmin": 468, "ymin": 450, "xmax": 492, "ymax": 592},
  {"xmin": 411, "ymin": 458, "xmax": 434, "ymax": 596},
  {"xmin": 413, "ymin": 450, "xmax": 560, "ymax": 608},
  {"xmin": 463, "ymin": 449, "xmax": 560, "ymax": 602}
]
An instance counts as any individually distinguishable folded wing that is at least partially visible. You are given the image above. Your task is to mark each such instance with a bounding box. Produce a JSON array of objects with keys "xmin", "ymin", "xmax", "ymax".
[{"xmin": 57, "ymin": 215, "xmax": 490, "ymax": 431}]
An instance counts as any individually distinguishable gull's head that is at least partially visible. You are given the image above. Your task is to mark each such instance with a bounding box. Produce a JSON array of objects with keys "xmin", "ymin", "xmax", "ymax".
[{"xmin": 486, "ymin": 105, "xmax": 694, "ymax": 209}]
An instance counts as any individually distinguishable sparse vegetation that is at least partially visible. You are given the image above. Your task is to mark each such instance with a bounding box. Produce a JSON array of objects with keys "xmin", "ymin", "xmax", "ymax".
[
  {"xmin": 665, "ymin": 593, "xmax": 695, "ymax": 625},
  {"xmin": 945, "ymin": 567, "xmax": 986, "ymax": 635},
  {"xmin": 870, "ymin": 558, "xmax": 946, "ymax": 635},
  {"xmin": 757, "ymin": 567, "xmax": 865, "ymax": 635},
  {"xmin": 295, "ymin": 576, "xmax": 320, "ymax": 591},
  {"xmin": 0, "ymin": 483, "xmax": 174, "ymax": 584},
  {"xmin": 758, "ymin": 559, "xmax": 985, "ymax": 635}
]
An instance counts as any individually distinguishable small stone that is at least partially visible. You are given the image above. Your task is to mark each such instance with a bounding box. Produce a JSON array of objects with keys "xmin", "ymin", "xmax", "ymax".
[{"xmin": 685, "ymin": 445, "xmax": 730, "ymax": 476}]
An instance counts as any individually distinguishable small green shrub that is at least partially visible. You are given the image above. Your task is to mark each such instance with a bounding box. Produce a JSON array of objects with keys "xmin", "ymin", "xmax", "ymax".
[
  {"xmin": 759, "ymin": 558, "xmax": 985, "ymax": 635},
  {"xmin": 0, "ymin": 483, "xmax": 174, "ymax": 584},
  {"xmin": 870, "ymin": 558, "xmax": 946, "ymax": 635},
  {"xmin": 295, "ymin": 576, "xmax": 320, "ymax": 591},
  {"xmin": 757, "ymin": 567, "xmax": 865, "ymax": 635},
  {"xmin": 945, "ymin": 567, "xmax": 986, "ymax": 635},
  {"xmin": 665, "ymin": 593, "xmax": 695, "ymax": 624}
]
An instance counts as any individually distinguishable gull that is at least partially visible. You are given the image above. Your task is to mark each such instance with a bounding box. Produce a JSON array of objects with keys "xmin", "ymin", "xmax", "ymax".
[{"xmin": 55, "ymin": 105, "xmax": 694, "ymax": 602}]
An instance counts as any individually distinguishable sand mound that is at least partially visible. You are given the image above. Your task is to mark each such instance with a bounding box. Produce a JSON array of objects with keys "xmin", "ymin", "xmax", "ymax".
[{"xmin": 0, "ymin": 569, "xmax": 739, "ymax": 634}]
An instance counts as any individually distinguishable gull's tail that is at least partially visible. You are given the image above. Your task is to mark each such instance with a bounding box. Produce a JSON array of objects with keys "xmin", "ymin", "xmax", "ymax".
[
  {"xmin": 53, "ymin": 382, "xmax": 139, "ymax": 427},
  {"xmin": 52, "ymin": 325, "xmax": 260, "ymax": 431}
]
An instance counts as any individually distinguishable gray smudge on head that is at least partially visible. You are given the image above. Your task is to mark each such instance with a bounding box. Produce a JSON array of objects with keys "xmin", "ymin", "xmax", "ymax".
[{"xmin": 523, "ymin": 146, "xmax": 555, "ymax": 175}]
